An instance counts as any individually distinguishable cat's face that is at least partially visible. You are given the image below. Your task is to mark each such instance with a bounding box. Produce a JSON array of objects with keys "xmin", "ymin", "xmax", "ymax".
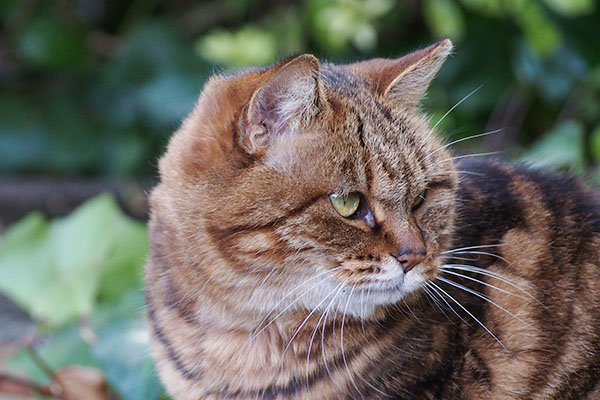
[{"xmin": 154, "ymin": 40, "xmax": 457, "ymax": 320}]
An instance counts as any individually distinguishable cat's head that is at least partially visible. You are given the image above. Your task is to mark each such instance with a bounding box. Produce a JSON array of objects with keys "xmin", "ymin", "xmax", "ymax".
[{"xmin": 152, "ymin": 39, "xmax": 458, "ymax": 320}]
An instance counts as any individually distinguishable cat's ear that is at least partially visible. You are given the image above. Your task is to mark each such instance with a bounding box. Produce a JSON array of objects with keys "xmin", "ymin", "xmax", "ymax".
[
  {"xmin": 350, "ymin": 39, "xmax": 453, "ymax": 107},
  {"xmin": 241, "ymin": 54, "xmax": 324, "ymax": 154}
]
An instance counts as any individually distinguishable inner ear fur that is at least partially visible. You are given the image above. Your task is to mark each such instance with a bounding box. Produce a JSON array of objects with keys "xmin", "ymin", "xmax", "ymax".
[
  {"xmin": 163, "ymin": 55, "xmax": 325, "ymax": 178},
  {"xmin": 241, "ymin": 54, "xmax": 325, "ymax": 154},
  {"xmin": 347, "ymin": 38, "xmax": 453, "ymax": 107}
]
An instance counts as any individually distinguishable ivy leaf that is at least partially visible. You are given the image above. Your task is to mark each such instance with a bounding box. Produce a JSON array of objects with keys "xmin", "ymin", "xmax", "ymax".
[
  {"xmin": 93, "ymin": 318, "xmax": 163, "ymax": 400},
  {"xmin": 522, "ymin": 121, "xmax": 585, "ymax": 172},
  {"xmin": 0, "ymin": 194, "xmax": 148, "ymax": 327},
  {"xmin": 424, "ymin": 0, "xmax": 466, "ymax": 39},
  {"xmin": 16, "ymin": 16, "xmax": 88, "ymax": 70},
  {"xmin": 542, "ymin": 0, "xmax": 595, "ymax": 17}
]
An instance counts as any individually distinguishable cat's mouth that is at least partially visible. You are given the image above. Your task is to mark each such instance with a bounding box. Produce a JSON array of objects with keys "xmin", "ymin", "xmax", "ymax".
[{"xmin": 336, "ymin": 255, "xmax": 431, "ymax": 295}]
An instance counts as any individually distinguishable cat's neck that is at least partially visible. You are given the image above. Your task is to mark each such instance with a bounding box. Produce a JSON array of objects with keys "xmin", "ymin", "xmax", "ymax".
[{"xmin": 194, "ymin": 294, "xmax": 448, "ymax": 398}]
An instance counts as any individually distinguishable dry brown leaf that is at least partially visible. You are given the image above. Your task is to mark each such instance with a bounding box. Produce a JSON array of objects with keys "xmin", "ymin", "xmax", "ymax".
[{"xmin": 54, "ymin": 365, "xmax": 110, "ymax": 400}]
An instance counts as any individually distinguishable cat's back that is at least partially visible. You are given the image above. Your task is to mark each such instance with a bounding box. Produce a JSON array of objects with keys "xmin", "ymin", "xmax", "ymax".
[
  {"xmin": 455, "ymin": 158, "xmax": 600, "ymax": 261},
  {"xmin": 448, "ymin": 158, "xmax": 600, "ymax": 399}
]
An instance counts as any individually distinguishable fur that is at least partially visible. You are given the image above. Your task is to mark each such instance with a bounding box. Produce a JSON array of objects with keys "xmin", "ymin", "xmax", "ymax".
[{"xmin": 145, "ymin": 39, "xmax": 600, "ymax": 399}]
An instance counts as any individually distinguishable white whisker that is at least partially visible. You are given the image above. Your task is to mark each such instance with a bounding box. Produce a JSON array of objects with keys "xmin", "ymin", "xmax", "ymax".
[
  {"xmin": 402, "ymin": 299, "xmax": 420, "ymax": 322},
  {"xmin": 426, "ymin": 282, "xmax": 469, "ymax": 325},
  {"xmin": 442, "ymin": 244, "xmax": 505, "ymax": 254},
  {"xmin": 439, "ymin": 264, "xmax": 549, "ymax": 311},
  {"xmin": 429, "ymin": 151, "xmax": 502, "ymax": 169},
  {"xmin": 424, "ymin": 128, "xmax": 504, "ymax": 161},
  {"xmin": 321, "ymin": 293, "xmax": 338, "ymax": 380},
  {"xmin": 429, "ymin": 281, "xmax": 508, "ymax": 352},
  {"xmin": 250, "ymin": 268, "xmax": 341, "ymax": 341},
  {"xmin": 439, "ymin": 264, "xmax": 535, "ymax": 291},
  {"xmin": 282, "ymin": 284, "xmax": 341, "ymax": 357},
  {"xmin": 437, "ymin": 276, "xmax": 539, "ymax": 333},
  {"xmin": 439, "ymin": 269, "xmax": 527, "ymax": 299},
  {"xmin": 432, "ymin": 83, "xmax": 486, "ymax": 130},
  {"xmin": 307, "ymin": 283, "xmax": 345, "ymax": 387},
  {"xmin": 423, "ymin": 285, "xmax": 453, "ymax": 323},
  {"xmin": 342, "ymin": 286, "xmax": 364, "ymax": 399},
  {"xmin": 447, "ymin": 250, "xmax": 509, "ymax": 264}
]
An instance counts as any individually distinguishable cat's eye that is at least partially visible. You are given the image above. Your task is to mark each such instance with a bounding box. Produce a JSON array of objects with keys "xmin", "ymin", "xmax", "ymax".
[
  {"xmin": 411, "ymin": 192, "xmax": 426, "ymax": 210},
  {"xmin": 329, "ymin": 192, "xmax": 361, "ymax": 217}
]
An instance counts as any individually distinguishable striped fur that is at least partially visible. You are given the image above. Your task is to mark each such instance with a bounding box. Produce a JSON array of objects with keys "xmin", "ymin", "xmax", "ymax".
[{"xmin": 145, "ymin": 40, "xmax": 600, "ymax": 399}]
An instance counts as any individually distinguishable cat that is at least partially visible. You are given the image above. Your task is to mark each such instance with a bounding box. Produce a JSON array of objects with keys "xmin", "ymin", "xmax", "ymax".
[{"xmin": 144, "ymin": 39, "xmax": 600, "ymax": 399}]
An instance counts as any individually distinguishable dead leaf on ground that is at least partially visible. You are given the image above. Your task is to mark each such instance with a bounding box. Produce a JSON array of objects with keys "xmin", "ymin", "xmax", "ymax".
[{"xmin": 54, "ymin": 365, "xmax": 110, "ymax": 400}]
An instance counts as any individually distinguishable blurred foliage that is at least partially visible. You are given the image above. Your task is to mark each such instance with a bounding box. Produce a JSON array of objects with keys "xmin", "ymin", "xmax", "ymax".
[
  {"xmin": 0, "ymin": 0, "xmax": 598, "ymax": 179},
  {"xmin": 0, "ymin": 194, "xmax": 147, "ymax": 326},
  {"xmin": 0, "ymin": 0, "xmax": 599, "ymax": 398},
  {"xmin": 0, "ymin": 195, "xmax": 160, "ymax": 398}
]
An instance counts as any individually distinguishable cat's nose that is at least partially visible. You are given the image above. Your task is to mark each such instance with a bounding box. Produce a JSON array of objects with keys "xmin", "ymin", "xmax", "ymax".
[{"xmin": 393, "ymin": 249, "xmax": 426, "ymax": 273}]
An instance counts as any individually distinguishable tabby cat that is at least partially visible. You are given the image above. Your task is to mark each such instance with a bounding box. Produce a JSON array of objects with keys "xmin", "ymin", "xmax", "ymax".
[{"xmin": 145, "ymin": 39, "xmax": 600, "ymax": 399}]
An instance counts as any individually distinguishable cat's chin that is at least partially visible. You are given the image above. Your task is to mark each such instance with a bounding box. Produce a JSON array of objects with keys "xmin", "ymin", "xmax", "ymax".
[{"xmin": 300, "ymin": 265, "xmax": 432, "ymax": 320}]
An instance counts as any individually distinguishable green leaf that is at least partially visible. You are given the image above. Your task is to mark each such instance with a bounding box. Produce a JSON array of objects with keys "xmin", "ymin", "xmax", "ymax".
[
  {"xmin": 197, "ymin": 26, "xmax": 278, "ymax": 67},
  {"xmin": 0, "ymin": 194, "xmax": 148, "ymax": 327},
  {"xmin": 5, "ymin": 325, "xmax": 99, "ymax": 384},
  {"xmin": 542, "ymin": 0, "xmax": 595, "ymax": 16},
  {"xmin": 459, "ymin": 0, "xmax": 502, "ymax": 16},
  {"xmin": 508, "ymin": 0, "xmax": 561, "ymax": 56},
  {"xmin": 97, "ymin": 216, "xmax": 148, "ymax": 303},
  {"xmin": 522, "ymin": 121, "xmax": 585, "ymax": 172},
  {"xmin": 424, "ymin": 0, "xmax": 466, "ymax": 39},
  {"xmin": 16, "ymin": 16, "xmax": 88, "ymax": 69},
  {"xmin": 6, "ymin": 291, "xmax": 163, "ymax": 397},
  {"xmin": 93, "ymin": 318, "xmax": 163, "ymax": 400}
]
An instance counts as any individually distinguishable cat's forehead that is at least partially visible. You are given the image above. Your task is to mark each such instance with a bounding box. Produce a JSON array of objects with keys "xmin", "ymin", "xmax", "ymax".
[{"xmin": 318, "ymin": 66, "xmax": 432, "ymax": 197}]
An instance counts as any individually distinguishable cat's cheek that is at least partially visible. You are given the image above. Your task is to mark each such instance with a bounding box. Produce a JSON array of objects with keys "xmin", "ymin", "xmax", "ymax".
[{"xmin": 402, "ymin": 266, "xmax": 431, "ymax": 294}]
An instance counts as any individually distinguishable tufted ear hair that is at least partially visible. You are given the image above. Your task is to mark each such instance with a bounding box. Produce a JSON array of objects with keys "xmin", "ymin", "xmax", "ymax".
[
  {"xmin": 241, "ymin": 54, "xmax": 324, "ymax": 154},
  {"xmin": 348, "ymin": 39, "xmax": 453, "ymax": 107}
]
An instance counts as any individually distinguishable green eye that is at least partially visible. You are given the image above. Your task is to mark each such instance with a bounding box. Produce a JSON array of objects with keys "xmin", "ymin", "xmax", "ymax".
[
  {"xmin": 329, "ymin": 192, "xmax": 360, "ymax": 217},
  {"xmin": 412, "ymin": 192, "xmax": 426, "ymax": 210}
]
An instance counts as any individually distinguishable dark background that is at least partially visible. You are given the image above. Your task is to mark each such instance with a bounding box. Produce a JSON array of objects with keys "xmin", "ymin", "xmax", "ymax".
[{"xmin": 2, "ymin": 0, "xmax": 600, "ymax": 223}]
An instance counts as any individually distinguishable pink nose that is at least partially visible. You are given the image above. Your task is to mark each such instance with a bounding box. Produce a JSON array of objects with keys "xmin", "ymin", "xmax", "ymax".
[{"xmin": 394, "ymin": 250, "xmax": 426, "ymax": 273}]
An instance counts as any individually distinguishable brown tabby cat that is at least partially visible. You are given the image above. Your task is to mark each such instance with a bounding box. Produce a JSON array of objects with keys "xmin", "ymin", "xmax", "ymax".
[{"xmin": 145, "ymin": 39, "xmax": 600, "ymax": 399}]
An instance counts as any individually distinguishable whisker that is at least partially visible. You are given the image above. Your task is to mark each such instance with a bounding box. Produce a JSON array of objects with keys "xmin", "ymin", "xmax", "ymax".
[
  {"xmin": 423, "ymin": 285, "xmax": 453, "ymax": 323},
  {"xmin": 439, "ymin": 265, "xmax": 549, "ymax": 312},
  {"xmin": 437, "ymin": 276, "xmax": 539, "ymax": 333},
  {"xmin": 424, "ymin": 128, "xmax": 504, "ymax": 161},
  {"xmin": 428, "ymin": 151, "xmax": 503, "ymax": 169},
  {"xmin": 444, "ymin": 255, "xmax": 480, "ymax": 262},
  {"xmin": 432, "ymin": 83, "xmax": 486, "ymax": 130},
  {"xmin": 282, "ymin": 284, "xmax": 341, "ymax": 358},
  {"xmin": 445, "ymin": 250, "xmax": 509, "ymax": 263},
  {"xmin": 320, "ymin": 293, "xmax": 338, "ymax": 380},
  {"xmin": 457, "ymin": 170, "xmax": 486, "ymax": 177},
  {"xmin": 402, "ymin": 299, "xmax": 420, "ymax": 322},
  {"xmin": 429, "ymin": 281, "xmax": 508, "ymax": 352},
  {"xmin": 439, "ymin": 264, "xmax": 535, "ymax": 291},
  {"xmin": 426, "ymin": 282, "xmax": 469, "ymax": 325},
  {"xmin": 254, "ymin": 269, "xmax": 278, "ymax": 293},
  {"xmin": 251, "ymin": 267, "xmax": 342, "ymax": 340},
  {"xmin": 306, "ymin": 283, "xmax": 345, "ymax": 387},
  {"xmin": 439, "ymin": 269, "xmax": 527, "ymax": 299},
  {"xmin": 441, "ymin": 244, "xmax": 505, "ymax": 254},
  {"xmin": 358, "ymin": 374, "xmax": 394, "ymax": 398},
  {"xmin": 341, "ymin": 286, "xmax": 364, "ymax": 400}
]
